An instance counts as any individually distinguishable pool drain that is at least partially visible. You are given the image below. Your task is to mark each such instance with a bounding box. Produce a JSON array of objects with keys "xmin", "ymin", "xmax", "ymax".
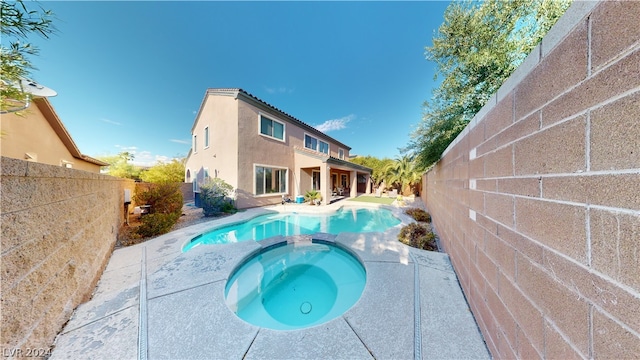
[{"xmin": 300, "ymin": 301, "xmax": 312, "ymax": 314}]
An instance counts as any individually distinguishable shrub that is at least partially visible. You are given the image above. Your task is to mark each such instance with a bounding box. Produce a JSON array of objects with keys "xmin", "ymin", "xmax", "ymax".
[
  {"xmin": 404, "ymin": 207, "xmax": 431, "ymax": 223},
  {"xmin": 304, "ymin": 189, "xmax": 321, "ymax": 204},
  {"xmin": 133, "ymin": 182, "xmax": 183, "ymax": 237},
  {"xmin": 136, "ymin": 212, "xmax": 181, "ymax": 238},
  {"xmin": 134, "ymin": 183, "xmax": 183, "ymax": 215},
  {"xmin": 398, "ymin": 223, "xmax": 438, "ymax": 251},
  {"xmin": 200, "ymin": 178, "xmax": 235, "ymax": 216}
]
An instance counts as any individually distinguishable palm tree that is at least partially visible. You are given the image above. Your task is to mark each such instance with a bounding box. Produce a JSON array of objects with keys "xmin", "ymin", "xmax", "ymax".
[{"xmin": 383, "ymin": 155, "xmax": 422, "ymax": 195}]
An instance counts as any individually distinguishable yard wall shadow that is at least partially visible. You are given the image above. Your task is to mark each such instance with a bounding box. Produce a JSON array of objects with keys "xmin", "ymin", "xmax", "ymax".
[
  {"xmin": 1, "ymin": 157, "xmax": 136, "ymax": 354},
  {"xmin": 421, "ymin": 1, "xmax": 640, "ymax": 358}
]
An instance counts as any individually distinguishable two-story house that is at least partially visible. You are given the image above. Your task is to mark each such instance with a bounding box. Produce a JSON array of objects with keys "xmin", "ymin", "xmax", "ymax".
[{"xmin": 185, "ymin": 88, "xmax": 372, "ymax": 209}]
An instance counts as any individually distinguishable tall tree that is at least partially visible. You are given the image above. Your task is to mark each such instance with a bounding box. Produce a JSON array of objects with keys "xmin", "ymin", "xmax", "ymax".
[
  {"xmin": 140, "ymin": 158, "xmax": 186, "ymax": 184},
  {"xmin": 382, "ymin": 155, "xmax": 422, "ymax": 195},
  {"xmin": 350, "ymin": 155, "xmax": 394, "ymax": 186},
  {"xmin": 97, "ymin": 152, "xmax": 142, "ymax": 180},
  {"xmin": 409, "ymin": 0, "xmax": 571, "ymax": 169},
  {"xmin": 1, "ymin": 0, "xmax": 55, "ymax": 113}
]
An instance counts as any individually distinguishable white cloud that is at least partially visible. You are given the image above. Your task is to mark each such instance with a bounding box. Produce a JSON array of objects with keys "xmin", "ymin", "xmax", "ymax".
[
  {"xmin": 130, "ymin": 151, "xmax": 172, "ymax": 167},
  {"xmin": 264, "ymin": 86, "xmax": 294, "ymax": 94},
  {"xmin": 315, "ymin": 114, "xmax": 355, "ymax": 133},
  {"xmin": 100, "ymin": 118, "xmax": 122, "ymax": 126},
  {"xmin": 170, "ymin": 139, "xmax": 190, "ymax": 145},
  {"xmin": 115, "ymin": 145, "xmax": 138, "ymax": 152}
]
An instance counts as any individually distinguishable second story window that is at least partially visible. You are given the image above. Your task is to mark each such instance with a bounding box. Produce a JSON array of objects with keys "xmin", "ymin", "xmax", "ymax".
[
  {"xmin": 193, "ymin": 135, "xmax": 198, "ymax": 153},
  {"xmin": 260, "ymin": 115, "xmax": 284, "ymax": 141},
  {"xmin": 204, "ymin": 126, "xmax": 209, "ymax": 148},
  {"xmin": 338, "ymin": 148, "xmax": 345, "ymax": 160},
  {"xmin": 319, "ymin": 141, "xmax": 329, "ymax": 154},
  {"xmin": 304, "ymin": 134, "xmax": 318, "ymax": 151},
  {"xmin": 305, "ymin": 134, "xmax": 329, "ymax": 154}
]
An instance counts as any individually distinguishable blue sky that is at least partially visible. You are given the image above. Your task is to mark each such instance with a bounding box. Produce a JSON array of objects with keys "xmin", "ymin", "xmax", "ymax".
[{"xmin": 28, "ymin": 1, "xmax": 450, "ymax": 166}]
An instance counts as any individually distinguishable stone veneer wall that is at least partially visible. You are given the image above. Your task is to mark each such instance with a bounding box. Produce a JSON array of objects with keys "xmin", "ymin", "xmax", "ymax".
[
  {"xmin": 1, "ymin": 157, "xmax": 135, "ymax": 355},
  {"xmin": 422, "ymin": 1, "xmax": 639, "ymax": 358}
]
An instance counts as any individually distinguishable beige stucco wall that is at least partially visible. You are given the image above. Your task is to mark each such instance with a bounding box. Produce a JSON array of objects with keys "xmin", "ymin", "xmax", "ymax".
[
  {"xmin": 421, "ymin": 2, "xmax": 640, "ymax": 358},
  {"xmin": 1, "ymin": 100, "xmax": 101, "ymax": 173},
  {"xmin": 1, "ymin": 157, "xmax": 135, "ymax": 355},
  {"xmin": 185, "ymin": 95, "xmax": 239, "ymax": 189}
]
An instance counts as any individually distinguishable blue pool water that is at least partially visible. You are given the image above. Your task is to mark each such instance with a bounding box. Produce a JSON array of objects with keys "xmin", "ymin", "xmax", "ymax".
[
  {"xmin": 184, "ymin": 207, "xmax": 400, "ymax": 250},
  {"xmin": 224, "ymin": 241, "xmax": 366, "ymax": 330}
]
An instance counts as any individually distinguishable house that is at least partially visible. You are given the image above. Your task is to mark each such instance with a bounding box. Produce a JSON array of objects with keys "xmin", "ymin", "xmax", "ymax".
[
  {"xmin": 184, "ymin": 88, "xmax": 372, "ymax": 209},
  {"xmin": 1, "ymin": 97, "xmax": 107, "ymax": 172}
]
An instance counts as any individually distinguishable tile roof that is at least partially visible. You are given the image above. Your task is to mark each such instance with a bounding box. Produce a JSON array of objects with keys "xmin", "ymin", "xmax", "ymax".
[{"xmin": 204, "ymin": 88, "xmax": 352, "ymax": 151}]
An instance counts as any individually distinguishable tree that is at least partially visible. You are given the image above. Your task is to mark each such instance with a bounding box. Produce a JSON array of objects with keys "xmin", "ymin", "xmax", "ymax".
[
  {"xmin": 140, "ymin": 158, "xmax": 186, "ymax": 184},
  {"xmin": 97, "ymin": 152, "xmax": 142, "ymax": 180},
  {"xmin": 350, "ymin": 155, "xmax": 394, "ymax": 187},
  {"xmin": 409, "ymin": 0, "xmax": 571, "ymax": 169},
  {"xmin": 382, "ymin": 155, "xmax": 422, "ymax": 195},
  {"xmin": 1, "ymin": 0, "xmax": 55, "ymax": 113}
]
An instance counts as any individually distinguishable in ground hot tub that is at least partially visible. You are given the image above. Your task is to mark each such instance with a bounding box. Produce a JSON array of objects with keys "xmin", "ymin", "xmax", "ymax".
[{"xmin": 224, "ymin": 240, "xmax": 366, "ymax": 330}]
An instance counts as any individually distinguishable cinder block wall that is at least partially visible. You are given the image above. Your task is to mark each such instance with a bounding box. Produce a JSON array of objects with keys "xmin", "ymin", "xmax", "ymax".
[
  {"xmin": 1, "ymin": 157, "xmax": 135, "ymax": 354},
  {"xmin": 422, "ymin": 2, "xmax": 640, "ymax": 358}
]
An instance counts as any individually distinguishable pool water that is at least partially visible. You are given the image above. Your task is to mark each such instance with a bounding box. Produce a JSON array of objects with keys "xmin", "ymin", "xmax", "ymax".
[
  {"xmin": 184, "ymin": 207, "xmax": 400, "ymax": 250},
  {"xmin": 224, "ymin": 241, "xmax": 366, "ymax": 330}
]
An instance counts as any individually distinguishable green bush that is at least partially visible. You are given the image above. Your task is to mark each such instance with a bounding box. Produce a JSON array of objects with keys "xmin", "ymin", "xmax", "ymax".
[
  {"xmin": 136, "ymin": 213, "xmax": 181, "ymax": 238},
  {"xmin": 133, "ymin": 182, "xmax": 183, "ymax": 237},
  {"xmin": 200, "ymin": 178, "xmax": 235, "ymax": 216},
  {"xmin": 398, "ymin": 223, "xmax": 438, "ymax": 251},
  {"xmin": 304, "ymin": 189, "xmax": 321, "ymax": 204},
  {"xmin": 404, "ymin": 208, "xmax": 431, "ymax": 223}
]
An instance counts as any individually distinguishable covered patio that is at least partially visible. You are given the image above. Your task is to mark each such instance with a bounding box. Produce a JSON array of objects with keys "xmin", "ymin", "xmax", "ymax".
[{"xmin": 293, "ymin": 147, "xmax": 372, "ymax": 205}]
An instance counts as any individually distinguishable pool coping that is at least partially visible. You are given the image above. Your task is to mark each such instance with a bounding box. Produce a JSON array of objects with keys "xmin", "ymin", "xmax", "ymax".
[{"xmin": 49, "ymin": 200, "xmax": 491, "ymax": 359}]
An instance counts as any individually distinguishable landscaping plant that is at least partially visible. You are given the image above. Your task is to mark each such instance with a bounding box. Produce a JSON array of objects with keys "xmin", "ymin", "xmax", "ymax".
[
  {"xmin": 304, "ymin": 189, "xmax": 322, "ymax": 205},
  {"xmin": 133, "ymin": 182, "xmax": 183, "ymax": 237},
  {"xmin": 404, "ymin": 208, "xmax": 431, "ymax": 223},
  {"xmin": 398, "ymin": 223, "xmax": 438, "ymax": 251},
  {"xmin": 200, "ymin": 178, "xmax": 235, "ymax": 216}
]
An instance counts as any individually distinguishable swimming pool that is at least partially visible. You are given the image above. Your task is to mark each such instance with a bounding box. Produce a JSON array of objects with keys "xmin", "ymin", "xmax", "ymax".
[
  {"xmin": 224, "ymin": 240, "xmax": 366, "ymax": 330},
  {"xmin": 184, "ymin": 207, "xmax": 400, "ymax": 251}
]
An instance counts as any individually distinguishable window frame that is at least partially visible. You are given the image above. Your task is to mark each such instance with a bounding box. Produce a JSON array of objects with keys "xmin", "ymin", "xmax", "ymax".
[
  {"xmin": 204, "ymin": 126, "xmax": 210, "ymax": 149},
  {"xmin": 338, "ymin": 148, "xmax": 345, "ymax": 160},
  {"xmin": 259, "ymin": 114, "xmax": 286, "ymax": 142},
  {"xmin": 319, "ymin": 140, "xmax": 329, "ymax": 154},
  {"xmin": 304, "ymin": 133, "xmax": 318, "ymax": 151},
  {"xmin": 304, "ymin": 133, "xmax": 330, "ymax": 155},
  {"xmin": 193, "ymin": 134, "xmax": 198, "ymax": 153},
  {"xmin": 312, "ymin": 170, "xmax": 321, "ymax": 190},
  {"xmin": 254, "ymin": 164, "xmax": 288, "ymax": 197}
]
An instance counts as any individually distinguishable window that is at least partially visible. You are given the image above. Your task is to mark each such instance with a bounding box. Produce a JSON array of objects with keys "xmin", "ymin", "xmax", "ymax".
[
  {"xmin": 260, "ymin": 115, "xmax": 284, "ymax": 141},
  {"xmin": 193, "ymin": 135, "xmax": 197, "ymax": 153},
  {"xmin": 255, "ymin": 165, "xmax": 287, "ymax": 195},
  {"xmin": 338, "ymin": 148, "xmax": 345, "ymax": 160},
  {"xmin": 319, "ymin": 141, "xmax": 329, "ymax": 154},
  {"xmin": 305, "ymin": 134, "xmax": 329, "ymax": 154},
  {"xmin": 204, "ymin": 168, "xmax": 210, "ymax": 180},
  {"xmin": 304, "ymin": 134, "xmax": 318, "ymax": 151},
  {"xmin": 204, "ymin": 126, "xmax": 209, "ymax": 148},
  {"xmin": 312, "ymin": 170, "xmax": 321, "ymax": 190}
]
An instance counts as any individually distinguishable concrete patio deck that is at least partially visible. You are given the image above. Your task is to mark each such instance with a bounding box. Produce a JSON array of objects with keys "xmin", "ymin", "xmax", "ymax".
[{"xmin": 49, "ymin": 200, "xmax": 490, "ymax": 359}]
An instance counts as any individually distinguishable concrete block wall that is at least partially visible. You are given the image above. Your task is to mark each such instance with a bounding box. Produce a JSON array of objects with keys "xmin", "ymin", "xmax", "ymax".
[
  {"xmin": 1, "ymin": 157, "xmax": 134, "ymax": 355},
  {"xmin": 422, "ymin": 1, "xmax": 640, "ymax": 358}
]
